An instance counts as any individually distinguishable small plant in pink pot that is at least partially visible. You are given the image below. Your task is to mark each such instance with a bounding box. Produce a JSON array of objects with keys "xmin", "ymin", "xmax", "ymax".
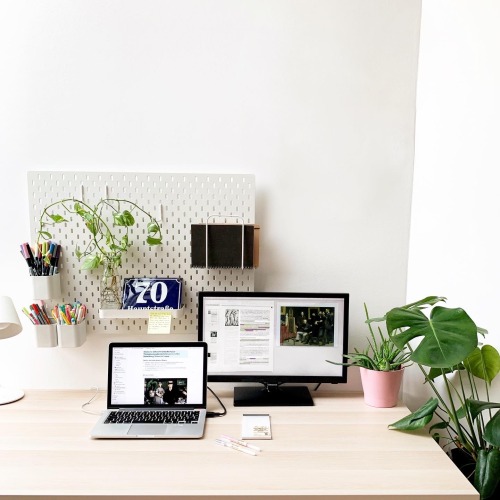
[{"xmin": 327, "ymin": 303, "xmax": 412, "ymax": 408}]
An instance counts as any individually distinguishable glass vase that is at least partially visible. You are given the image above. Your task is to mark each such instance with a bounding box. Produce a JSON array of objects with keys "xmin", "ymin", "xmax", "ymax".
[{"xmin": 100, "ymin": 260, "xmax": 122, "ymax": 309}]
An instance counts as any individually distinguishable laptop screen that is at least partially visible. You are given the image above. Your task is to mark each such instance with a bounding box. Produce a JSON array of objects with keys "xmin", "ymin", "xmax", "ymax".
[{"xmin": 107, "ymin": 342, "xmax": 208, "ymax": 409}]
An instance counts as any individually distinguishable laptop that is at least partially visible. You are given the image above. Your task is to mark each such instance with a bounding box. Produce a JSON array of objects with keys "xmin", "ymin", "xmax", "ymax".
[{"xmin": 91, "ymin": 342, "xmax": 208, "ymax": 439}]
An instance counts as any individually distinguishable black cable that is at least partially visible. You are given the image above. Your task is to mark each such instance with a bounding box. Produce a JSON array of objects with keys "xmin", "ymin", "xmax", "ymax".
[{"xmin": 206, "ymin": 386, "xmax": 227, "ymax": 418}]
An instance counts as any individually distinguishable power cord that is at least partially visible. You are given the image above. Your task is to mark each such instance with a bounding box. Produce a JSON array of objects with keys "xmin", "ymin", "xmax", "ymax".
[
  {"xmin": 81, "ymin": 386, "xmax": 104, "ymax": 416},
  {"xmin": 206, "ymin": 386, "xmax": 227, "ymax": 418}
]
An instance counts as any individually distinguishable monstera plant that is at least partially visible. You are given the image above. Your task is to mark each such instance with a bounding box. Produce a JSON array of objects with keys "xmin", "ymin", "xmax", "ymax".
[{"xmin": 379, "ymin": 296, "xmax": 500, "ymax": 499}]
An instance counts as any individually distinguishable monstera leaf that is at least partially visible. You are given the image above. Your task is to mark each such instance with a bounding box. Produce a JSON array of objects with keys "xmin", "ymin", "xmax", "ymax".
[
  {"xmin": 463, "ymin": 345, "xmax": 500, "ymax": 384},
  {"xmin": 386, "ymin": 306, "xmax": 478, "ymax": 368}
]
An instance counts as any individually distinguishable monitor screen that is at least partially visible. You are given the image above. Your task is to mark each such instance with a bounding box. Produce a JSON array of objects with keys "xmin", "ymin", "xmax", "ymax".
[{"xmin": 197, "ymin": 291, "xmax": 349, "ymax": 406}]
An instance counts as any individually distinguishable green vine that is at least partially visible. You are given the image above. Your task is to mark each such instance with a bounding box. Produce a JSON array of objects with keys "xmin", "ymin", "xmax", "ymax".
[{"xmin": 37, "ymin": 197, "xmax": 163, "ymax": 270}]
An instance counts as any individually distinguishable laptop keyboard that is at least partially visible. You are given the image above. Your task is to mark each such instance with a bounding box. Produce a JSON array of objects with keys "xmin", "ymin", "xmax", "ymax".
[{"xmin": 104, "ymin": 409, "xmax": 200, "ymax": 424}]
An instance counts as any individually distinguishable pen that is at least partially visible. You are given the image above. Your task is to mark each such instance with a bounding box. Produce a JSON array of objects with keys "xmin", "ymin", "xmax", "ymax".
[
  {"xmin": 220, "ymin": 434, "xmax": 261, "ymax": 452},
  {"xmin": 20, "ymin": 243, "xmax": 36, "ymax": 275},
  {"xmin": 49, "ymin": 244, "xmax": 61, "ymax": 275},
  {"xmin": 22, "ymin": 307, "xmax": 39, "ymax": 325},
  {"xmin": 215, "ymin": 438, "xmax": 257, "ymax": 456}
]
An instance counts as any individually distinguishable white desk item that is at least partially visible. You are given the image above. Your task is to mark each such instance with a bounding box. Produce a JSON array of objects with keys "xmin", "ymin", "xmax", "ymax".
[
  {"xmin": 242, "ymin": 413, "xmax": 272, "ymax": 439},
  {"xmin": 0, "ymin": 296, "xmax": 24, "ymax": 404}
]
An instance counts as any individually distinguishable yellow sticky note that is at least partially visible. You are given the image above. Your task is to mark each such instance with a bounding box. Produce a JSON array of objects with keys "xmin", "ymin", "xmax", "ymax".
[{"xmin": 147, "ymin": 310, "xmax": 172, "ymax": 334}]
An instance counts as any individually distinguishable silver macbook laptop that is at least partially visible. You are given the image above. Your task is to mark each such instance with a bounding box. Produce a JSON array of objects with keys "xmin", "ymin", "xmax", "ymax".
[{"xmin": 91, "ymin": 342, "xmax": 208, "ymax": 439}]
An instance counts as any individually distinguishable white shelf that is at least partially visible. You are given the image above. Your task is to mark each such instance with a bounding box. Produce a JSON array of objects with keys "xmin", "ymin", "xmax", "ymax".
[{"xmin": 98, "ymin": 308, "xmax": 183, "ymax": 319}]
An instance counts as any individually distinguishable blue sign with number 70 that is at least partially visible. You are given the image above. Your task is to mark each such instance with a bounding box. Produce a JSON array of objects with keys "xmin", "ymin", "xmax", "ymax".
[{"xmin": 122, "ymin": 278, "xmax": 183, "ymax": 310}]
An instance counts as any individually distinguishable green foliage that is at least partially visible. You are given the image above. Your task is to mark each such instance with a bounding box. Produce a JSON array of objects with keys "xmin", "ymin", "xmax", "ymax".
[
  {"xmin": 475, "ymin": 449, "xmax": 500, "ymax": 499},
  {"xmin": 327, "ymin": 303, "xmax": 411, "ymax": 372},
  {"xmin": 388, "ymin": 397, "xmax": 438, "ymax": 430},
  {"xmin": 387, "ymin": 305, "xmax": 478, "ymax": 368},
  {"xmin": 37, "ymin": 198, "xmax": 163, "ymax": 270},
  {"xmin": 382, "ymin": 296, "xmax": 500, "ymax": 499}
]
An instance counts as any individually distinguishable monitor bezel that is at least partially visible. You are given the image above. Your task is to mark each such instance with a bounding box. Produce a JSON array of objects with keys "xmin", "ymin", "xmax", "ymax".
[{"xmin": 197, "ymin": 291, "xmax": 349, "ymax": 385}]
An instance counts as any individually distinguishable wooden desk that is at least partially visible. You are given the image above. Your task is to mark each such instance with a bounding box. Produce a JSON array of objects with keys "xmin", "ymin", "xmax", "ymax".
[{"xmin": 0, "ymin": 390, "xmax": 478, "ymax": 499}]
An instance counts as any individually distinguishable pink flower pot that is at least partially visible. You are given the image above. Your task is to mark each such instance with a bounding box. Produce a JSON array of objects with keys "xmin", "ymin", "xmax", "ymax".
[{"xmin": 359, "ymin": 367, "xmax": 404, "ymax": 408}]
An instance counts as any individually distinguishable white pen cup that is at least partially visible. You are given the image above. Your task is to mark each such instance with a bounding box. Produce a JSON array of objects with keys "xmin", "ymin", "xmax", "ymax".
[
  {"xmin": 32, "ymin": 274, "xmax": 62, "ymax": 301},
  {"xmin": 57, "ymin": 319, "xmax": 87, "ymax": 348},
  {"xmin": 35, "ymin": 323, "xmax": 58, "ymax": 348}
]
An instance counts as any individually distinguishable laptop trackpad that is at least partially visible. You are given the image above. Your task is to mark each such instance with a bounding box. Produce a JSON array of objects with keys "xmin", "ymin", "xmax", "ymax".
[{"xmin": 127, "ymin": 424, "xmax": 168, "ymax": 436}]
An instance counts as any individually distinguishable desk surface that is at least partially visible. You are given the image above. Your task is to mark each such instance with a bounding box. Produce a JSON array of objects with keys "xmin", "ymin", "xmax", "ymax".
[{"xmin": 0, "ymin": 389, "xmax": 478, "ymax": 499}]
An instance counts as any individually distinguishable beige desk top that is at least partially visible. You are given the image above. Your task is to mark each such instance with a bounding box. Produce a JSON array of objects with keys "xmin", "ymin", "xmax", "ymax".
[{"xmin": 0, "ymin": 389, "xmax": 478, "ymax": 499}]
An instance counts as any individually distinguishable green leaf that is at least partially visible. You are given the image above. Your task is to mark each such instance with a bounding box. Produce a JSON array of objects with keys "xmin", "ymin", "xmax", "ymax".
[
  {"xmin": 484, "ymin": 411, "xmax": 500, "ymax": 447},
  {"xmin": 114, "ymin": 210, "xmax": 135, "ymax": 227},
  {"xmin": 455, "ymin": 403, "xmax": 469, "ymax": 420},
  {"xmin": 474, "ymin": 448, "xmax": 500, "ymax": 499},
  {"xmin": 81, "ymin": 254, "xmax": 101, "ymax": 270},
  {"xmin": 75, "ymin": 248, "xmax": 82, "ymax": 259},
  {"xmin": 478, "ymin": 326, "xmax": 489, "ymax": 337},
  {"xmin": 388, "ymin": 398, "xmax": 439, "ymax": 431},
  {"xmin": 105, "ymin": 229, "xmax": 113, "ymax": 246},
  {"xmin": 39, "ymin": 231, "xmax": 52, "ymax": 240},
  {"xmin": 400, "ymin": 296, "xmax": 447, "ymax": 310},
  {"xmin": 48, "ymin": 214, "xmax": 67, "ymax": 223},
  {"xmin": 120, "ymin": 235, "xmax": 129, "ymax": 250},
  {"xmin": 429, "ymin": 421, "xmax": 449, "ymax": 432},
  {"xmin": 147, "ymin": 221, "xmax": 160, "ymax": 233},
  {"xmin": 387, "ymin": 306, "xmax": 478, "ymax": 368},
  {"xmin": 427, "ymin": 366, "xmax": 460, "ymax": 381},
  {"xmin": 366, "ymin": 297, "xmax": 447, "ymax": 325},
  {"xmin": 467, "ymin": 400, "xmax": 500, "ymax": 421},
  {"xmin": 146, "ymin": 236, "xmax": 162, "ymax": 246},
  {"xmin": 463, "ymin": 345, "xmax": 500, "ymax": 384},
  {"xmin": 84, "ymin": 217, "xmax": 98, "ymax": 236},
  {"xmin": 74, "ymin": 203, "xmax": 89, "ymax": 217}
]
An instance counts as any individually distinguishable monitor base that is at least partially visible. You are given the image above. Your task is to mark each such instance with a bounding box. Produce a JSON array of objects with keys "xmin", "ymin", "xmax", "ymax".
[{"xmin": 234, "ymin": 385, "xmax": 314, "ymax": 407}]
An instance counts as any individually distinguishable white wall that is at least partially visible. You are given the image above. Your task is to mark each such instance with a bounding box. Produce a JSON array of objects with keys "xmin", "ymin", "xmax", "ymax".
[
  {"xmin": 406, "ymin": 0, "xmax": 500, "ymax": 407},
  {"xmin": 0, "ymin": 1, "xmax": 421, "ymax": 390}
]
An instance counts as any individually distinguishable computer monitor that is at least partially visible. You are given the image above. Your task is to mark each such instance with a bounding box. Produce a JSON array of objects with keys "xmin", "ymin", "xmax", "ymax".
[{"xmin": 197, "ymin": 291, "xmax": 349, "ymax": 406}]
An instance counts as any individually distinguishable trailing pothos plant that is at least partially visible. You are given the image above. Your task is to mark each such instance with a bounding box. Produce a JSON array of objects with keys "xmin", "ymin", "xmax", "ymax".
[
  {"xmin": 378, "ymin": 296, "xmax": 500, "ymax": 500},
  {"xmin": 37, "ymin": 197, "xmax": 163, "ymax": 270}
]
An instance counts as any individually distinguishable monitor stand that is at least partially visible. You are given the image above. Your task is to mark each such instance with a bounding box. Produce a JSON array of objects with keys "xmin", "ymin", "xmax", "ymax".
[{"xmin": 234, "ymin": 384, "xmax": 314, "ymax": 407}]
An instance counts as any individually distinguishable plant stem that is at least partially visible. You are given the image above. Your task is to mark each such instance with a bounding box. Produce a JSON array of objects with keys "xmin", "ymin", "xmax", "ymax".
[{"xmin": 441, "ymin": 369, "xmax": 475, "ymax": 455}]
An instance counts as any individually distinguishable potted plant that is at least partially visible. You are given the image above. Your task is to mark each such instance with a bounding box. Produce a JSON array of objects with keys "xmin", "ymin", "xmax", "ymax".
[
  {"xmin": 36, "ymin": 197, "xmax": 163, "ymax": 309},
  {"xmin": 327, "ymin": 304, "xmax": 412, "ymax": 408},
  {"xmin": 378, "ymin": 296, "xmax": 500, "ymax": 500}
]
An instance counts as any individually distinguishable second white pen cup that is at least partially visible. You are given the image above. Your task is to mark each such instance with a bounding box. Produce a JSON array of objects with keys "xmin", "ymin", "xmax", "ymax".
[{"xmin": 57, "ymin": 319, "xmax": 87, "ymax": 348}]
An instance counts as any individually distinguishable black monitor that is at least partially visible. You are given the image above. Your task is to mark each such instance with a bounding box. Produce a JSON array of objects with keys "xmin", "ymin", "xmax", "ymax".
[{"xmin": 197, "ymin": 291, "xmax": 349, "ymax": 406}]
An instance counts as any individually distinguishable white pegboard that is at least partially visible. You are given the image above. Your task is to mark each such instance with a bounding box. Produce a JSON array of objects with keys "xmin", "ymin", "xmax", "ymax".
[{"xmin": 27, "ymin": 172, "xmax": 255, "ymax": 335}]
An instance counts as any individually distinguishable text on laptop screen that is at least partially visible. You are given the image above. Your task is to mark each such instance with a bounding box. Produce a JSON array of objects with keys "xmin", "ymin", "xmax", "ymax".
[{"xmin": 109, "ymin": 344, "xmax": 206, "ymax": 407}]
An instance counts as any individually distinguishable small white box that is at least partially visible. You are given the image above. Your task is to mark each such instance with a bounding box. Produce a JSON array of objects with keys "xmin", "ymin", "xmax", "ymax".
[{"xmin": 241, "ymin": 414, "xmax": 272, "ymax": 440}]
